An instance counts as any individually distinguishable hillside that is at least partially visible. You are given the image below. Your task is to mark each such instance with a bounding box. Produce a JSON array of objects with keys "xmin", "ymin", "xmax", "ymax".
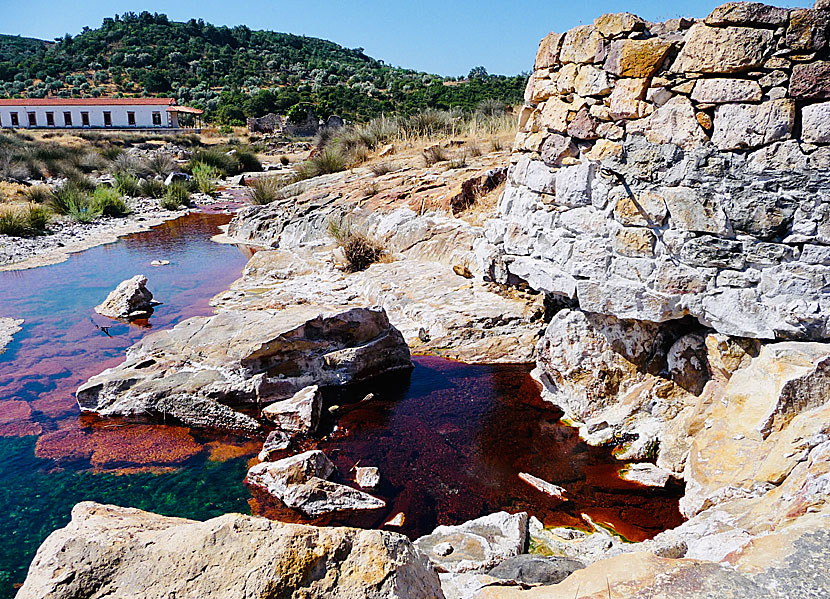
[{"xmin": 0, "ymin": 12, "xmax": 527, "ymax": 123}]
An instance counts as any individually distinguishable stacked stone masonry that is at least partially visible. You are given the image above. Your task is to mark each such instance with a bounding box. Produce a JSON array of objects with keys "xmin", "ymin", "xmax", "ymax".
[{"xmin": 479, "ymin": 1, "xmax": 830, "ymax": 340}]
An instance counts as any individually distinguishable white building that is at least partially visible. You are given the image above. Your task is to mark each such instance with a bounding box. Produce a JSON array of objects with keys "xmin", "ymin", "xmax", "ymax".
[{"xmin": 0, "ymin": 98, "xmax": 203, "ymax": 130}]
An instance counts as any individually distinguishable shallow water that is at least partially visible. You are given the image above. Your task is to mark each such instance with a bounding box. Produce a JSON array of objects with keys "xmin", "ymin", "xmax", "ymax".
[{"xmin": 0, "ymin": 210, "xmax": 683, "ymax": 597}]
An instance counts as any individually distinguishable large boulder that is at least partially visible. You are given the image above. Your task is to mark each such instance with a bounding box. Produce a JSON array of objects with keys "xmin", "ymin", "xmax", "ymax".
[
  {"xmin": 17, "ymin": 502, "xmax": 444, "ymax": 599},
  {"xmin": 76, "ymin": 306, "xmax": 412, "ymax": 431},
  {"xmin": 414, "ymin": 512, "xmax": 528, "ymax": 573},
  {"xmin": 94, "ymin": 275, "xmax": 155, "ymax": 320}
]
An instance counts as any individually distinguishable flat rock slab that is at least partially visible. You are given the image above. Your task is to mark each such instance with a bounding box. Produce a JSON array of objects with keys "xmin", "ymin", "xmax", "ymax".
[
  {"xmin": 76, "ymin": 306, "xmax": 412, "ymax": 431},
  {"xmin": 16, "ymin": 502, "xmax": 443, "ymax": 599},
  {"xmin": 488, "ymin": 554, "xmax": 585, "ymax": 585},
  {"xmin": 415, "ymin": 511, "xmax": 529, "ymax": 573}
]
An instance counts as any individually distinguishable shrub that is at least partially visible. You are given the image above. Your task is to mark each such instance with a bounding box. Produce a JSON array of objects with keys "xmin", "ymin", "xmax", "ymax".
[
  {"xmin": 113, "ymin": 171, "xmax": 141, "ymax": 196},
  {"xmin": 92, "ymin": 186, "xmax": 131, "ymax": 217},
  {"xmin": 189, "ymin": 148, "xmax": 236, "ymax": 176},
  {"xmin": 110, "ymin": 153, "xmax": 144, "ymax": 176},
  {"xmin": 99, "ymin": 146, "xmax": 123, "ymax": 161},
  {"xmin": 423, "ymin": 145, "xmax": 449, "ymax": 166},
  {"xmin": 192, "ymin": 162, "xmax": 219, "ymax": 194},
  {"xmin": 370, "ymin": 162, "xmax": 393, "ymax": 176},
  {"xmin": 24, "ymin": 185, "xmax": 53, "ymax": 204},
  {"xmin": 327, "ymin": 216, "xmax": 386, "ymax": 272},
  {"xmin": 161, "ymin": 182, "xmax": 190, "ymax": 210},
  {"xmin": 139, "ymin": 178, "xmax": 166, "ymax": 199},
  {"xmin": 246, "ymin": 176, "xmax": 283, "ymax": 205},
  {"xmin": 65, "ymin": 171, "xmax": 96, "ymax": 193},
  {"xmin": 280, "ymin": 155, "xmax": 290, "ymax": 166},
  {"xmin": 47, "ymin": 183, "xmax": 86, "ymax": 215},
  {"xmin": 145, "ymin": 153, "xmax": 175, "ymax": 177},
  {"xmin": 490, "ymin": 138, "xmax": 504, "ymax": 152},
  {"xmin": 67, "ymin": 196, "xmax": 100, "ymax": 223},
  {"xmin": 234, "ymin": 148, "xmax": 262, "ymax": 173},
  {"xmin": 24, "ymin": 203, "xmax": 51, "ymax": 232},
  {"xmin": 0, "ymin": 208, "xmax": 26, "ymax": 236}
]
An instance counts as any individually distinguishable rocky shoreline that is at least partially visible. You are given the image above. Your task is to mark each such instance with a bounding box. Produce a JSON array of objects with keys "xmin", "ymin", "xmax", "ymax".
[{"xmin": 15, "ymin": 2, "xmax": 830, "ymax": 597}]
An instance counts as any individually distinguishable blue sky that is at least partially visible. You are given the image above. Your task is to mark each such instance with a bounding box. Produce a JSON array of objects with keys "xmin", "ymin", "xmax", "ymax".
[{"xmin": 2, "ymin": 0, "xmax": 815, "ymax": 76}]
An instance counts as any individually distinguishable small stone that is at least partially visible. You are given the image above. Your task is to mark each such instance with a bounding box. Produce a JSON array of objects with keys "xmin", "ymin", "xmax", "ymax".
[
  {"xmin": 385, "ymin": 512, "xmax": 406, "ymax": 527},
  {"xmin": 619, "ymin": 463, "xmax": 673, "ymax": 487},
  {"xmin": 355, "ymin": 466, "xmax": 381, "ymax": 489},
  {"xmin": 261, "ymin": 385, "xmax": 322, "ymax": 435},
  {"xmin": 609, "ymin": 78, "xmax": 651, "ymax": 119},
  {"xmin": 150, "ymin": 259, "xmax": 170, "ymax": 266},
  {"xmin": 434, "ymin": 542, "xmax": 454, "ymax": 557},
  {"xmin": 257, "ymin": 429, "xmax": 294, "ymax": 461},
  {"xmin": 519, "ymin": 472, "xmax": 568, "ymax": 499},
  {"xmin": 567, "ymin": 107, "xmax": 600, "ymax": 140},
  {"xmin": 696, "ymin": 112, "xmax": 713, "ymax": 131},
  {"xmin": 453, "ymin": 264, "xmax": 473, "ymax": 278}
]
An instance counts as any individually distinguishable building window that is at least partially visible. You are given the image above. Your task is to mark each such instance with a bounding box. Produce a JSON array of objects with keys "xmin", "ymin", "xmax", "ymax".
[
  {"xmin": 27, "ymin": 112, "xmax": 37, "ymax": 127},
  {"xmin": 127, "ymin": 111, "xmax": 136, "ymax": 126},
  {"xmin": 46, "ymin": 112, "xmax": 55, "ymax": 126},
  {"xmin": 81, "ymin": 112, "xmax": 90, "ymax": 126},
  {"xmin": 10, "ymin": 112, "xmax": 19, "ymax": 127},
  {"xmin": 152, "ymin": 111, "xmax": 162, "ymax": 126},
  {"xmin": 64, "ymin": 112, "xmax": 72, "ymax": 126},
  {"xmin": 103, "ymin": 111, "xmax": 112, "ymax": 127}
]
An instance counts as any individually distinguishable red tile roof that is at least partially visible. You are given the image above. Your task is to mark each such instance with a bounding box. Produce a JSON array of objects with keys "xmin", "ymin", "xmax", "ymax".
[{"xmin": 0, "ymin": 98, "xmax": 176, "ymax": 106}]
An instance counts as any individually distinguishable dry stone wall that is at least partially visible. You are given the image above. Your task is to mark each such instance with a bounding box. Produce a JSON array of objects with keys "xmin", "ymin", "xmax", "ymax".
[{"xmin": 478, "ymin": 1, "xmax": 830, "ymax": 340}]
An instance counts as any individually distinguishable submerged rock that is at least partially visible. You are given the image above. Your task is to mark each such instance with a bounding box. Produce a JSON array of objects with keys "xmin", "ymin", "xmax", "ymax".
[
  {"xmin": 355, "ymin": 465, "xmax": 381, "ymax": 489},
  {"xmin": 414, "ymin": 511, "xmax": 529, "ymax": 573},
  {"xmin": 76, "ymin": 306, "xmax": 411, "ymax": 431},
  {"xmin": 246, "ymin": 450, "xmax": 385, "ymax": 516},
  {"xmin": 94, "ymin": 274, "xmax": 155, "ymax": 320},
  {"xmin": 487, "ymin": 554, "xmax": 585, "ymax": 585},
  {"xmin": 17, "ymin": 502, "xmax": 443, "ymax": 599}
]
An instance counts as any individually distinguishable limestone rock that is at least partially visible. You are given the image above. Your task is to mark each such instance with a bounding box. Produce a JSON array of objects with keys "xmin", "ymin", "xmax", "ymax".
[
  {"xmin": 711, "ymin": 99, "xmax": 796, "ymax": 150},
  {"xmin": 258, "ymin": 429, "xmax": 294, "ymax": 461},
  {"xmin": 247, "ymin": 450, "xmax": 385, "ymax": 516},
  {"xmin": 535, "ymin": 32, "xmax": 564, "ymax": 69},
  {"xmin": 691, "ymin": 78, "xmax": 763, "ymax": 103},
  {"xmin": 672, "ymin": 24, "xmax": 774, "ymax": 74},
  {"xmin": 16, "ymin": 502, "xmax": 443, "ymax": 599},
  {"xmin": 414, "ymin": 512, "xmax": 529, "ymax": 573},
  {"xmin": 667, "ymin": 333, "xmax": 709, "ymax": 395},
  {"xmin": 559, "ymin": 25, "xmax": 604, "ymax": 64},
  {"xmin": 626, "ymin": 96, "xmax": 708, "ymax": 149},
  {"xmin": 663, "ymin": 186, "xmax": 729, "ymax": 234},
  {"xmin": 594, "ymin": 12, "xmax": 646, "ymax": 37},
  {"xmin": 705, "ymin": 333, "xmax": 760, "ymax": 383},
  {"xmin": 704, "ymin": 2, "xmax": 789, "ymax": 26},
  {"xmin": 540, "ymin": 134, "xmax": 578, "ymax": 165},
  {"xmin": 618, "ymin": 463, "xmax": 673, "ymax": 487},
  {"xmin": 608, "ymin": 78, "xmax": 651, "ymax": 119},
  {"xmin": 604, "ymin": 38, "xmax": 673, "ymax": 79},
  {"xmin": 789, "ymin": 61, "xmax": 830, "ymax": 99},
  {"xmin": 262, "ymin": 384, "xmax": 322, "ymax": 434},
  {"xmin": 76, "ymin": 306, "xmax": 412, "ymax": 431},
  {"xmin": 786, "ymin": 8, "xmax": 829, "ymax": 52},
  {"xmin": 94, "ymin": 274, "xmax": 155, "ymax": 320},
  {"xmin": 573, "ymin": 65, "xmax": 611, "ymax": 97},
  {"xmin": 355, "ymin": 466, "xmax": 381, "ymax": 489},
  {"xmin": 612, "ymin": 226, "xmax": 656, "ymax": 258},
  {"xmin": 488, "ymin": 554, "xmax": 585, "ymax": 585},
  {"xmin": 801, "ymin": 101, "xmax": 830, "ymax": 143},
  {"xmin": 614, "ymin": 191, "xmax": 667, "ymax": 227},
  {"xmin": 0, "ymin": 317, "xmax": 23, "ymax": 355}
]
